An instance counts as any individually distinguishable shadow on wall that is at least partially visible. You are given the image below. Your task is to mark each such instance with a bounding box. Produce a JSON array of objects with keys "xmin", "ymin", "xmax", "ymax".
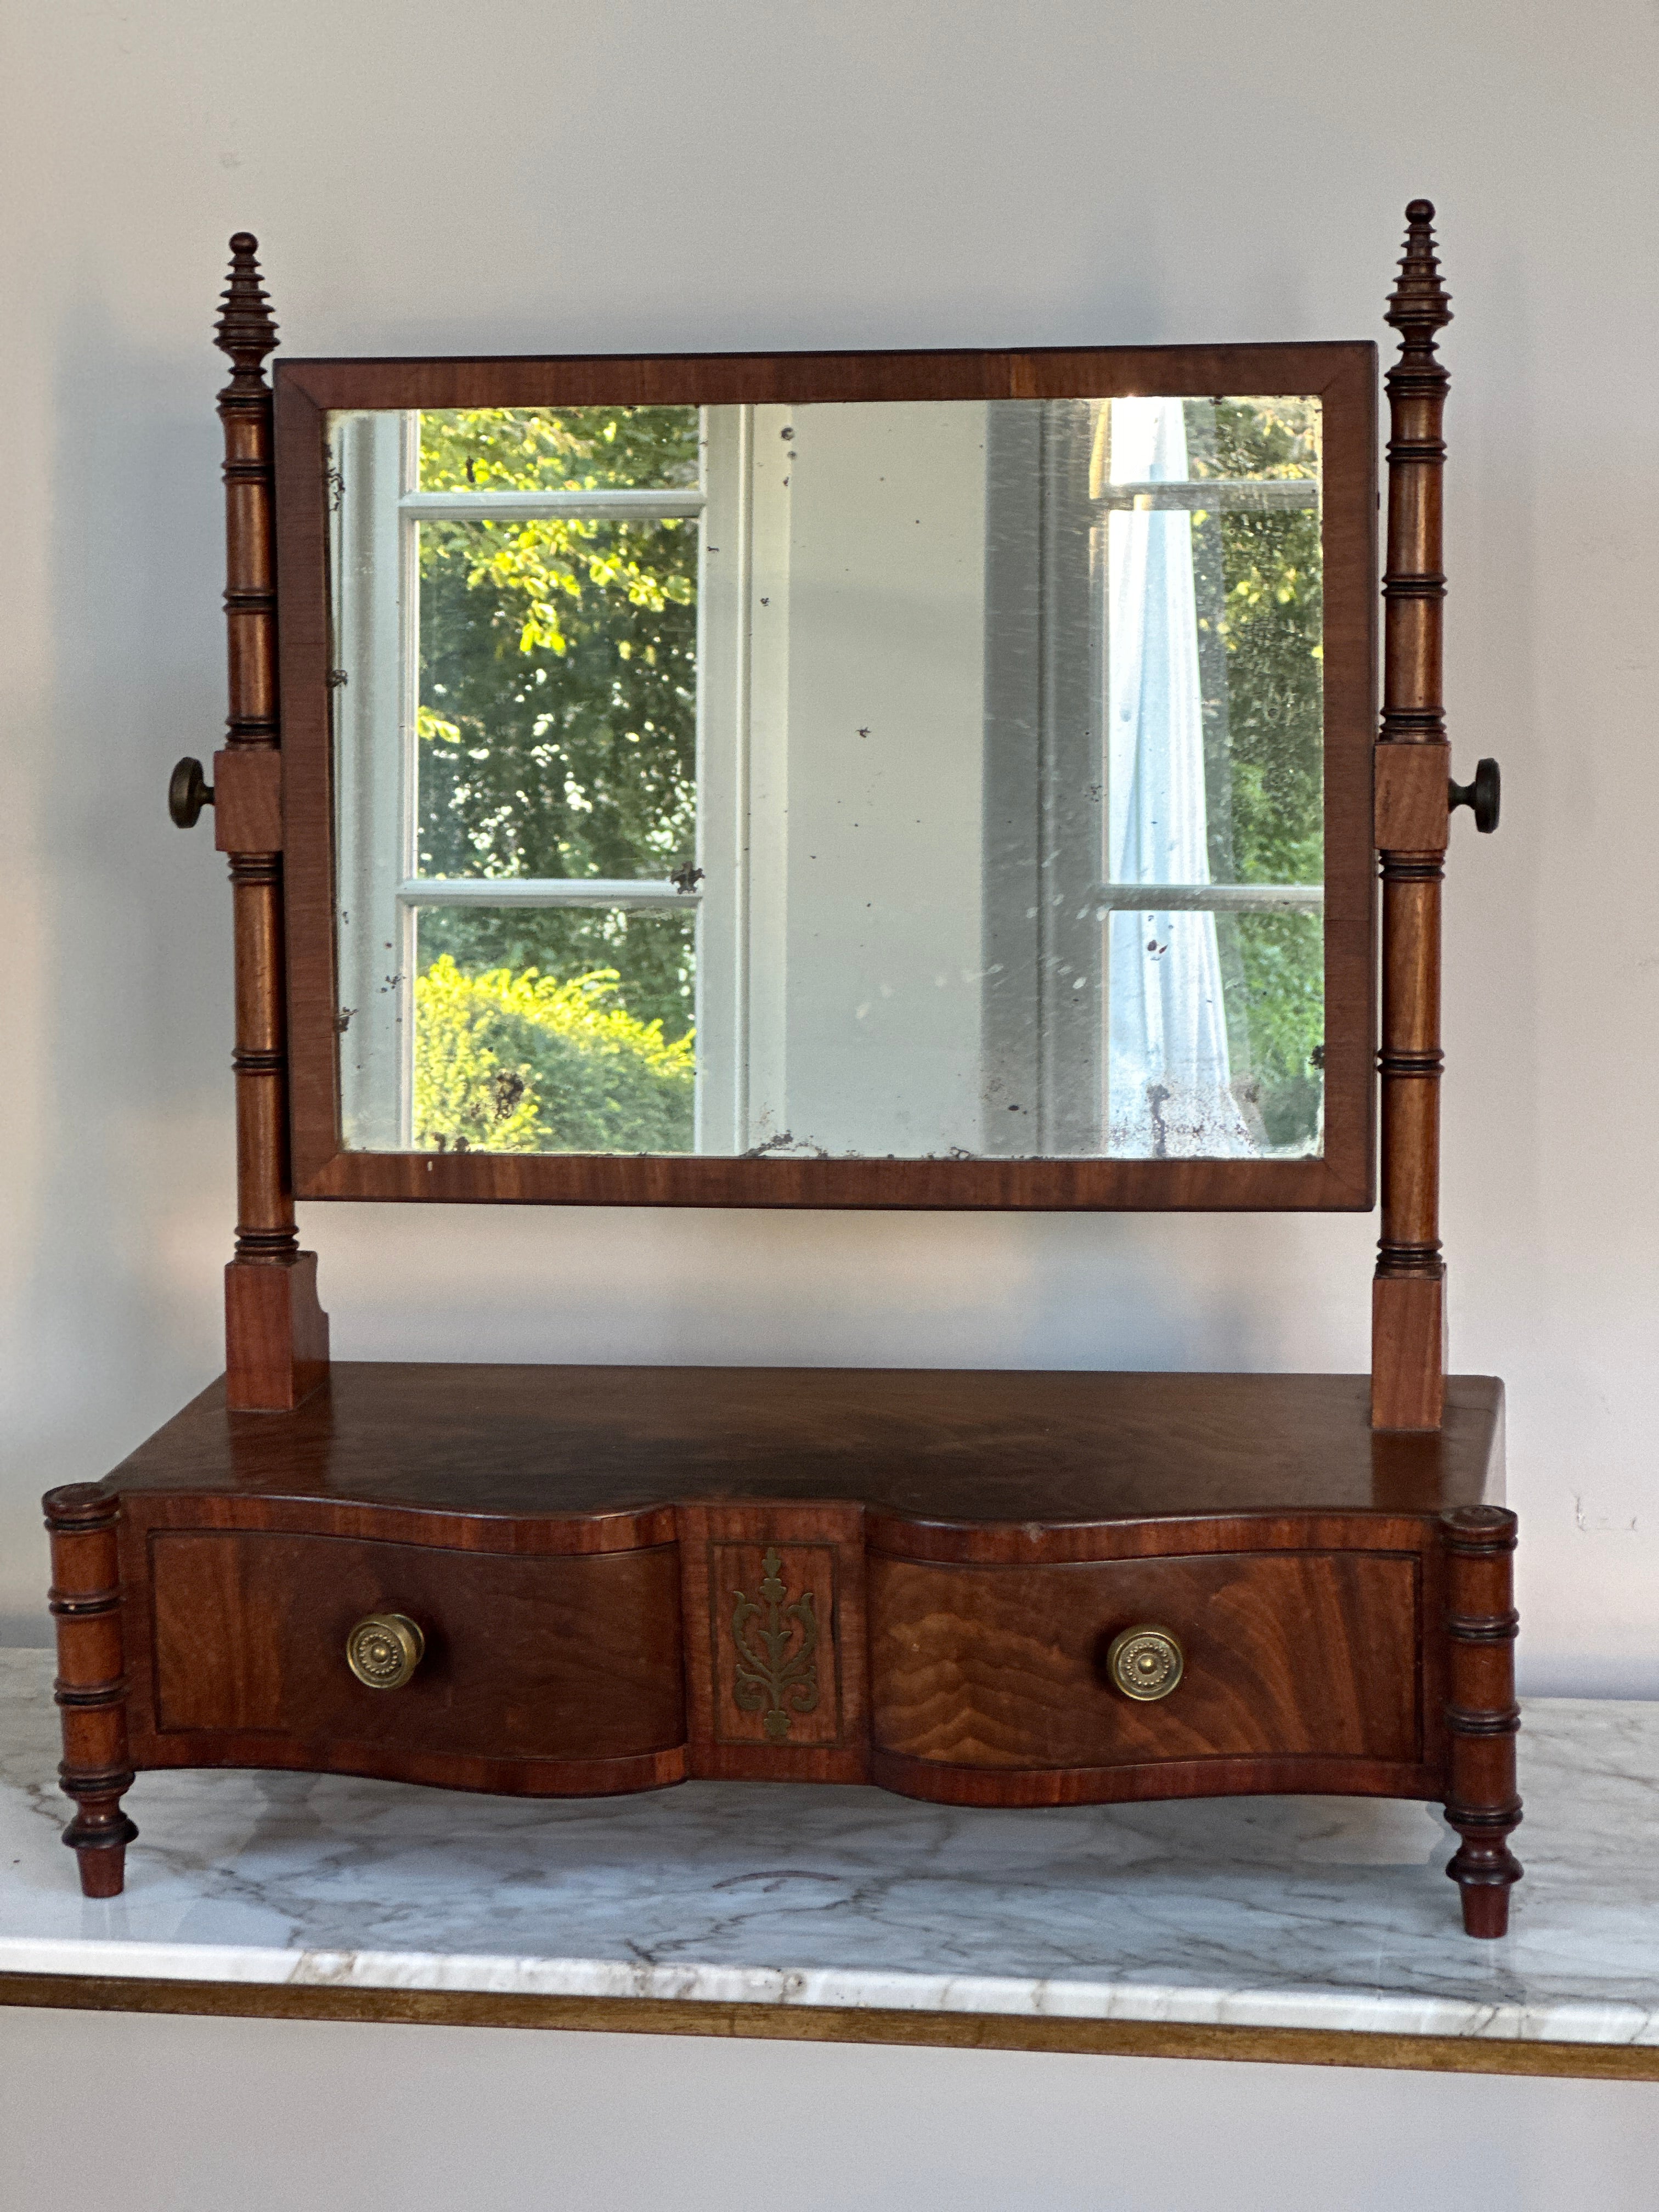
[
  {"xmin": 0, "ymin": 299, "xmax": 238, "ymax": 1628},
  {"xmin": 315, "ymin": 1200, "xmax": 1376, "ymax": 1375}
]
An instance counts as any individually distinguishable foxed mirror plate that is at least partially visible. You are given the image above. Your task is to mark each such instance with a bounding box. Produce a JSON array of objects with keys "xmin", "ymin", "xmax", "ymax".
[{"xmin": 328, "ymin": 396, "xmax": 1327, "ymax": 1163}]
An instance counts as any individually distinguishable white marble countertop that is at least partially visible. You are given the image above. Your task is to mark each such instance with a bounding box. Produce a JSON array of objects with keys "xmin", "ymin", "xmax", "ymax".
[{"xmin": 2, "ymin": 1651, "xmax": 1655, "ymax": 2050}]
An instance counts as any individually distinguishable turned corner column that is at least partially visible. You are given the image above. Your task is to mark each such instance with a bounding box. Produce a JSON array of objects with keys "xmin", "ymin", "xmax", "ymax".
[
  {"xmin": 44, "ymin": 1486, "xmax": 138, "ymax": 1898},
  {"xmin": 1372, "ymin": 200, "xmax": 1452, "ymax": 1431},
  {"xmin": 215, "ymin": 233, "xmax": 329, "ymax": 1411},
  {"xmin": 1441, "ymin": 1505, "xmax": 1522, "ymax": 1936}
]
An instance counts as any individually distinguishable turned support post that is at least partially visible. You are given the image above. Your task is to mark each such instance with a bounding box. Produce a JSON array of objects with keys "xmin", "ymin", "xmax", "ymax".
[
  {"xmin": 44, "ymin": 1486, "xmax": 137, "ymax": 1898},
  {"xmin": 215, "ymin": 233, "xmax": 329, "ymax": 1410},
  {"xmin": 1373, "ymin": 199, "xmax": 1453, "ymax": 1430},
  {"xmin": 1442, "ymin": 1504, "xmax": 1522, "ymax": 1936}
]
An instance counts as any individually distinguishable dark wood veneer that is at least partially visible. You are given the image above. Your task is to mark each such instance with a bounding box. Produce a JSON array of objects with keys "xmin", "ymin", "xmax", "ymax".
[
  {"xmin": 245, "ymin": 206, "xmax": 1471, "ymax": 1423},
  {"xmin": 50, "ymin": 212, "xmax": 1516, "ymax": 1953},
  {"xmin": 216, "ymin": 207, "xmax": 1470, "ymax": 1418},
  {"xmin": 144, "ymin": 1531, "xmax": 685, "ymax": 1757},
  {"xmin": 275, "ymin": 340, "xmax": 1375, "ymax": 1216},
  {"xmin": 868, "ymin": 1551, "xmax": 1422, "ymax": 1771},
  {"xmin": 868, "ymin": 1750, "xmax": 1446, "ymax": 1811},
  {"xmin": 104, "ymin": 1365, "xmax": 1503, "ymax": 1521},
  {"xmin": 215, "ymin": 234, "xmax": 329, "ymax": 1414},
  {"xmin": 43, "ymin": 1487, "xmax": 138, "ymax": 1897},
  {"xmin": 1373, "ymin": 202, "xmax": 1456, "ymax": 1429},
  {"xmin": 678, "ymin": 1502, "xmax": 870, "ymax": 1783},
  {"xmin": 46, "ymin": 1361, "xmax": 1514, "ymax": 1933},
  {"xmin": 1442, "ymin": 1505, "xmax": 1523, "ymax": 1934}
]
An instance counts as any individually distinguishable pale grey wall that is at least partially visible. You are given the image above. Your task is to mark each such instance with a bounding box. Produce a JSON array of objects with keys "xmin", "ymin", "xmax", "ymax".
[
  {"xmin": 2, "ymin": 0, "xmax": 1657, "ymax": 2192},
  {"xmin": 3, "ymin": 2007, "xmax": 1658, "ymax": 2212}
]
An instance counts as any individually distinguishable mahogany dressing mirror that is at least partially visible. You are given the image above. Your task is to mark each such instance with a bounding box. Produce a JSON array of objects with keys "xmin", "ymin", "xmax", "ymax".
[{"xmin": 49, "ymin": 215, "xmax": 1522, "ymax": 1945}]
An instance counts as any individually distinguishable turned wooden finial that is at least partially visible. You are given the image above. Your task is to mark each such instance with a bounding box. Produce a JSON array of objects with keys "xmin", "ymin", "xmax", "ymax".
[
  {"xmin": 1386, "ymin": 199, "xmax": 1452, "ymax": 343},
  {"xmin": 214, "ymin": 231, "xmax": 278, "ymax": 390}
]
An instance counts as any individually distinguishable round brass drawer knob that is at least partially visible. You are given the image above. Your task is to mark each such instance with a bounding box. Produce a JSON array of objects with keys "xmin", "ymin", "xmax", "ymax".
[
  {"xmin": 1107, "ymin": 1624, "xmax": 1184, "ymax": 1702},
  {"xmin": 345, "ymin": 1613, "xmax": 425, "ymax": 1690}
]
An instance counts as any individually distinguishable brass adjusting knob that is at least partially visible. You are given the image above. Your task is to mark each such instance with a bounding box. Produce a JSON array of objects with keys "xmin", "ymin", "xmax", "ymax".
[
  {"xmin": 346, "ymin": 1613, "xmax": 425, "ymax": 1690},
  {"xmin": 1107, "ymin": 1624, "xmax": 1184, "ymax": 1702},
  {"xmin": 1448, "ymin": 757, "xmax": 1500, "ymax": 834},
  {"xmin": 168, "ymin": 757, "xmax": 215, "ymax": 828}
]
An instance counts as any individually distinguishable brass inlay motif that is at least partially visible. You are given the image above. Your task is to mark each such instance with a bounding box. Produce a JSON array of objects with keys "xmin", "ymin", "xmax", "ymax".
[
  {"xmin": 731, "ymin": 1548, "xmax": 820, "ymax": 1742},
  {"xmin": 346, "ymin": 1613, "xmax": 425, "ymax": 1690},
  {"xmin": 1107, "ymin": 1624, "xmax": 1184, "ymax": 1703}
]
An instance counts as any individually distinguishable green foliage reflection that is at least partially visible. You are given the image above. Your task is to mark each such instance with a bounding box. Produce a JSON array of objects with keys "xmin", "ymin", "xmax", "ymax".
[
  {"xmin": 416, "ymin": 408, "xmax": 701, "ymax": 1037},
  {"xmin": 414, "ymin": 955, "xmax": 695, "ymax": 1155},
  {"xmin": 1190, "ymin": 398, "xmax": 1325, "ymax": 1147}
]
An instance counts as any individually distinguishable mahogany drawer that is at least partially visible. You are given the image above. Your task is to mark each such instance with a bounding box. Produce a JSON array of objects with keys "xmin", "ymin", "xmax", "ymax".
[
  {"xmin": 869, "ymin": 1550, "xmax": 1421, "ymax": 1774},
  {"xmin": 140, "ymin": 1528, "xmax": 686, "ymax": 1786}
]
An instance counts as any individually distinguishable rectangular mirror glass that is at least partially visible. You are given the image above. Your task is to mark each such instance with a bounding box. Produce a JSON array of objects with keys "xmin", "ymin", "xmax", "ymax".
[{"xmin": 325, "ymin": 392, "xmax": 1328, "ymax": 1165}]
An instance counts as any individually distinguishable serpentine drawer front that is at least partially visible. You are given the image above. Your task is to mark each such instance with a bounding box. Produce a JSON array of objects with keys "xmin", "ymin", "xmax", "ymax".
[
  {"xmin": 136, "ymin": 1527, "xmax": 688, "ymax": 1793},
  {"xmin": 867, "ymin": 1551, "xmax": 1423, "ymax": 1798}
]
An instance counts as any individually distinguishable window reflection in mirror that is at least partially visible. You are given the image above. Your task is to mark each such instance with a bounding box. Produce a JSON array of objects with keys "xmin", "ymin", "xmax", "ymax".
[{"xmin": 328, "ymin": 396, "xmax": 1324, "ymax": 1163}]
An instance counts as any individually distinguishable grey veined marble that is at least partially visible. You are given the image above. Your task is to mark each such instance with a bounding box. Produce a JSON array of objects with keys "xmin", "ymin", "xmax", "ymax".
[{"xmin": 2, "ymin": 1651, "xmax": 1656, "ymax": 2047}]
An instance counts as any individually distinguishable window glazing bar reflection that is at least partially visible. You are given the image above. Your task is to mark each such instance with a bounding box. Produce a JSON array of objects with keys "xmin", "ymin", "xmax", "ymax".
[
  {"xmin": 1091, "ymin": 479, "xmax": 1318, "ymax": 512},
  {"xmin": 1091, "ymin": 883, "xmax": 1324, "ymax": 912},
  {"xmin": 399, "ymin": 877, "xmax": 700, "ymax": 909},
  {"xmin": 399, "ymin": 489, "xmax": 705, "ymax": 520}
]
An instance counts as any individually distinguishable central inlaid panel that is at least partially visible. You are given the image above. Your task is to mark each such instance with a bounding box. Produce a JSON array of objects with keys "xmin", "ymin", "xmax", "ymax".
[{"xmin": 708, "ymin": 1541, "xmax": 845, "ymax": 1747}]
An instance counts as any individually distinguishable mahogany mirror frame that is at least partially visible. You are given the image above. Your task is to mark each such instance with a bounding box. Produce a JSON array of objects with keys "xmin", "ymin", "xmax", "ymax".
[{"xmin": 271, "ymin": 340, "xmax": 1378, "ymax": 1212}]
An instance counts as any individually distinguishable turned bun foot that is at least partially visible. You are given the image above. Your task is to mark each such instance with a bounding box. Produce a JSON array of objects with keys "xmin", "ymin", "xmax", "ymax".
[
  {"xmin": 1454, "ymin": 1869, "xmax": 1520, "ymax": 1939},
  {"xmin": 62, "ymin": 1782, "xmax": 139, "ymax": 1898},
  {"xmin": 1449, "ymin": 1826, "xmax": 1523, "ymax": 1937},
  {"xmin": 71, "ymin": 1835, "xmax": 133, "ymax": 1899}
]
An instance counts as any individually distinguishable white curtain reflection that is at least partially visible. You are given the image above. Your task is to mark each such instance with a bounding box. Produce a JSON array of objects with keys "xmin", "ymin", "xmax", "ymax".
[{"xmin": 1104, "ymin": 398, "xmax": 1252, "ymax": 1157}]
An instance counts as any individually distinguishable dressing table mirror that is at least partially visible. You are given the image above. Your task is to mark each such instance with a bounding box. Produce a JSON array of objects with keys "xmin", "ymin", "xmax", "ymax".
[
  {"xmin": 46, "ymin": 203, "xmax": 1518, "ymax": 1939},
  {"xmin": 291, "ymin": 356, "xmax": 1372, "ymax": 1201}
]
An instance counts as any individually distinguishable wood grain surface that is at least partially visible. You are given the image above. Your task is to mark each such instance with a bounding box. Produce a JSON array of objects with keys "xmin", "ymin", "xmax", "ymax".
[
  {"xmin": 131, "ymin": 1527, "xmax": 687, "ymax": 1793},
  {"xmin": 48, "ymin": 1364, "xmax": 1508, "ymax": 1882},
  {"xmin": 869, "ymin": 1551, "xmax": 1421, "ymax": 1770},
  {"xmin": 99, "ymin": 1365, "xmax": 1504, "ymax": 1522},
  {"xmin": 275, "ymin": 341, "xmax": 1375, "ymax": 1214},
  {"xmin": 1442, "ymin": 1505, "xmax": 1522, "ymax": 1936},
  {"xmin": 1373, "ymin": 201, "xmax": 1455, "ymax": 1430},
  {"xmin": 678, "ymin": 1501, "xmax": 870, "ymax": 1781},
  {"xmin": 43, "ymin": 1487, "xmax": 138, "ymax": 1895},
  {"xmin": 215, "ymin": 234, "xmax": 329, "ymax": 1412}
]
